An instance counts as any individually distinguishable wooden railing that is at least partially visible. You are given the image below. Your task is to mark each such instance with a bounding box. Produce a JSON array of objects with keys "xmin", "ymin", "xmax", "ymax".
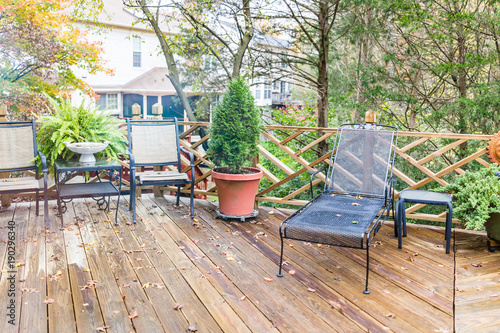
[
  {"xmin": 162, "ymin": 122, "xmax": 492, "ymax": 226},
  {"xmin": 2, "ymin": 120, "xmax": 494, "ymax": 226}
]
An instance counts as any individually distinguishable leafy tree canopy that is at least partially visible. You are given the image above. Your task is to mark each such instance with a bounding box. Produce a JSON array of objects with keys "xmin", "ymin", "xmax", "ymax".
[{"xmin": 0, "ymin": 0, "xmax": 112, "ymax": 117}]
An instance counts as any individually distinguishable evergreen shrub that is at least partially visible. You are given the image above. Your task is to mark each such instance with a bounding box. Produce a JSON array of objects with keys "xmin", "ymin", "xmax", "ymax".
[{"xmin": 208, "ymin": 76, "xmax": 262, "ymax": 174}]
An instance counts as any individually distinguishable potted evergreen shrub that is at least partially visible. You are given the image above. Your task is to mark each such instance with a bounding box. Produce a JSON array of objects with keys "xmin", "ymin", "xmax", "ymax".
[
  {"xmin": 440, "ymin": 164, "xmax": 500, "ymax": 246},
  {"xmin": 37, "ymin": 96, "xmax": 127, "ymax": 174},
  {"xmin": 208, "ymin": 76, "xmax": 263, "ymax": 218}
]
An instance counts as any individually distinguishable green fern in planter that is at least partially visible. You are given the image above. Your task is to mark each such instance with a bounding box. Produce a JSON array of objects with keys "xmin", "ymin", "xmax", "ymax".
[
  {"xmin": 208, "ymin": 77, "xmax": 262, "ymax": 174},
  {"xmin": 37, "ymin": 96, "xmax": 128, "ymax": 174},
  {"xmin": 438, "ymin": 164, "xmax": 500, "ymax": 230}
]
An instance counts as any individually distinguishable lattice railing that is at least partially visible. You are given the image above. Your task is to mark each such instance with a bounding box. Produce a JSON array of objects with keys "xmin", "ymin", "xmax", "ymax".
[
  {"xmin": 160, "ymin": 122, "xmax": 493, "ymax": 226},
  {"xmin": 3, "ymin": 120, "xmax": 494, "ymax": 226}
]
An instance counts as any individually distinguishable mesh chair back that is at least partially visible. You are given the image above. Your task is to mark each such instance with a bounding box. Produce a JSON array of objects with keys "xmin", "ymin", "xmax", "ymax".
[
  {"xmin": 0, "ymin": 123, "xmax": 36, "ymax": 170},
  {"xmin": 129, "ymin": 120, "xmax": 180, "ymax": 165},
  {"xmin": 327, "ymin": 124, "xmax": 396, "ymax": 197}
]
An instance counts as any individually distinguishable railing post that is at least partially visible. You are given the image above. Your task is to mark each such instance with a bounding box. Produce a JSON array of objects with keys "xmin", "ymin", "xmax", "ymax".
[
  {"xmin": 0, "ymin": 104, "xmax": 11, "ymax": 208},
  {"xmin": 132, "ymin": 103, "xmax": 142, "ymax": 120},
  {"xmin": 365, "ymin": 109, "xmax": 377, "ymax": 123},
  {"xmin": 152, "ymin": 103, "xmax": 163, "ymax": 120}
]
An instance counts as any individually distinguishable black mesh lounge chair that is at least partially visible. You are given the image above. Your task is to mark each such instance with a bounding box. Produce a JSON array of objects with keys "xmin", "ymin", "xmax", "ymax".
[
  {"xmin": 278, "ymin": 123, "xmax": 398, "ymax": 294},
  {"xmin": 0, "ymin": 119, "xmax": 49, "ymax": 228},
  {"xmin": 127, "ymin": 118, "xmax": 195, "ymax": 223}
]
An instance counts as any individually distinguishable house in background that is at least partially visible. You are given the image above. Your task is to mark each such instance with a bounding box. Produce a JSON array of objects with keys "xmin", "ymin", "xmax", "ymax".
[{"xmin": 71, "ymin": 0, "xmax": 198, "ymax": 120}]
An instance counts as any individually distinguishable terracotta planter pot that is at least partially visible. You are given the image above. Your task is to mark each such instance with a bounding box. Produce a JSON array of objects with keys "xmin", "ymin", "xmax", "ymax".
[
  {"xmin": 485, "ymin": 212, "xmax": 500, "ymax": 242},
  {"xmin": 212, "ymin": 167, "xmax": 263, "ymax": 216}
]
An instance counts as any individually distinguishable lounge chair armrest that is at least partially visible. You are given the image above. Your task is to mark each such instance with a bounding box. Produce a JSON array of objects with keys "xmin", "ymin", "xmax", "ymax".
[
  {"xmin": 387, "ymin": 177, "xmax": 396, "ymax": 203},
  {"xmin": 180, "ymin": 146, "xmax": 195, "ymax": 182},
  {"xmin": 309, "ymin": 167, "xmax": 326, "ymax": 200},
  {"xmin": 38, "ymin": 151, "xmax": 48, "ymax": 173},
  {"xmin": 127, "ymin": 150, "xmax": 136, "ymax": 170},
  {"xmin": 180, "ymin": 146, "xmax": 195, "ymax": 166}
]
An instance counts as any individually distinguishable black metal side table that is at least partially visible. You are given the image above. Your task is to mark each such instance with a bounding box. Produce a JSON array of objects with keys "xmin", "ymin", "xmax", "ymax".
[
  {"xmin": 54, "ymin": 159, "xmax": 122, "ymax": 227},
  {"xmin": 396, "ymin": 189, "xmax": 453, "ymax": 254}
]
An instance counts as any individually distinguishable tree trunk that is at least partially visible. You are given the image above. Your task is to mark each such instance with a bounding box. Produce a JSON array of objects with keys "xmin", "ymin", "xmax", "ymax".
[
  {"xmin": 139, "ymin": 1, "xmax": 197, "ymax": 121},
  {"xmin": 317, "ymin": 1, "xmax": 330, "ymax": 155},
  {"xmin": 231, "ymin": 0, "xmax": 254, "ymax": 79},
  {"xmin": 354, "ymin": 8, "xmax": 372, "ymax": 122}
]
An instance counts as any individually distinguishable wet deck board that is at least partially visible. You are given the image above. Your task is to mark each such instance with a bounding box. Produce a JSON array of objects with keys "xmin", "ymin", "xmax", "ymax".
[{"xmin": 0, "ymin": 195, "xmax": 498, "ymax": 332}]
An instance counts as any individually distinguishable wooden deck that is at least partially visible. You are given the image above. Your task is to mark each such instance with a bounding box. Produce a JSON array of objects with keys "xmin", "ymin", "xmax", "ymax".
[{"xmin": 0, "ymin": 195, "xmax": 499, "ymax": 333}]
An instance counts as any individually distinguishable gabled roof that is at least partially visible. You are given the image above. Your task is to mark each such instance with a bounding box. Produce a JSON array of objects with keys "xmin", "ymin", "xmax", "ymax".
[{"xmin": 92, "ymin": 67, "xmax": 195, "ymax": 95}]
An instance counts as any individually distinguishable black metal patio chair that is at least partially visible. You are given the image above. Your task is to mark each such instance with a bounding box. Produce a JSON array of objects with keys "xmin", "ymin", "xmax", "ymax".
[
  {"xmin": 127, "ymin": 118, "xmax": 195, "ymax": 223},
  {"xmin": 0, "ymin": 119, "xmax": 49, "ymax": 228},
  {"xmin": 278, "ymin": 123, "xmax": 398, "ymax": 294}
]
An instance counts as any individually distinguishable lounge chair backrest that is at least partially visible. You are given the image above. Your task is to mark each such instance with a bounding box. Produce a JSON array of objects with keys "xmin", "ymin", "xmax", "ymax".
[
  {"xmin": 128, "ymin": 119, "xmax": 180, "ymax": 166},
  {"xmin": 0, "ymin": 121, "xmax": 36, "ymax": 171},
  {"xmin": 327, "ymin": 124, "xmax": 397, "ymax": 198}
]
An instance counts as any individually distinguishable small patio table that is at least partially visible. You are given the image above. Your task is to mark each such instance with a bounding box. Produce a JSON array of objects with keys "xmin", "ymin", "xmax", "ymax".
[
  {"xmin": 55, "ymin": 159, "xmax": 122, "ymax": 227},
  {"xmin": 396, "ymin": 189, "xmax": 452, "ymax": 254}
]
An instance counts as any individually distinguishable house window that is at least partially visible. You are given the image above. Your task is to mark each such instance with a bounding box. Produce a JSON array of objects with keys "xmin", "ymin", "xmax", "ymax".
[
  {"xmin": 133, "ymin": 36, "xmax": 141, "ymax": 68},
  {"xmin": 281, "ymin": 61, "xmax": 287, "ymax": 69},
  {"xmin": 255, "ymin": 85, "xmax": 261, "ymax": 99},
  {"xmin": 96, "ymin": 93, "xmax": 118, "ymax": 111},
  {"xmin": 280, "ymin": 81, "xmax": 286, "ymax": 93},
  {"xmin": 264, "ymin": 84, "xmax": 271, "ymax": 99},
  {"xmin": 273, "ymin": 81, "xmax": 278, "ymax": 90}
]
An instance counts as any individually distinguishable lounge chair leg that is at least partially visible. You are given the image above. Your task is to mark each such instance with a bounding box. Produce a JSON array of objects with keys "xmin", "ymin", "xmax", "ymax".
[
  {"xmin": 129, "ymin": 181, "xmax": 134, "ymax": 211},
  {"xmin": 363, "ymin": 245, "xmax": 370, "ymax": 294},
  {"xmin": 35, "ymin": 189, "xmax": 40, "ymax": 216},
  {"xmin": 176, "ymin": 185, "xmax": 181, "ymax": 206},
  {"xmin": 190, "ymin": 185, "xmax": 194, "ymax": 218},
  {"xmin": 277, "ymin": 236, "xmax": 284, "ymax": 277},
  {"xmin": 131, "ymin": 189, "xmax": 137, "ymax": 224}
]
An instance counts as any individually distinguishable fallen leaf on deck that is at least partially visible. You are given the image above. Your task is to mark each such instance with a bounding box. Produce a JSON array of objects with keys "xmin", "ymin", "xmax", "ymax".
[
  {"xmin": 43, "ymin": 298, "xmax": 55, "ymax": 304},
  {"xmin": 351, "ymin": 202, "xmax": 361, "ymax": 206},
  {"xmin": 104, "ymin": 220, "xmax": 111, "ymax": 223},
  {"xmin": 269, "ymin": 210, "xmax": 274, "ymax": 214},
  {"xmin": 240, "ymin": 296, "xmax": 246, "ymax": 301},
  {"xmin": 128, "ymin": 309, "xmax": 138, "ymax": 319},
  {"xmin": 142, "ymin": 283, "xmax": 150, "ymax": 288},
  {"xmin": 67, "ymin": 227, "xmax": 74, "ymax": 231},
  {"xmin": 83, "ymin": 303, "xmax": 89, "ymax": 307},
  {"xmin": 352, "ymin": 221, "xmax": 358, "ymax": 224},
  {"xmin": 188, "ymin": 325, "xmax": 197, "ymax": 332},
  {"xmin": 386, "ymin": 313, "xmax": 395, "ymax": 319},
  {"xmin": 288, "ymin": 244, "xmax": 294, "ymax": 248},
  {"xmin": 401, "ymin": 266, "xmax": 408, "ymax": 271},
  {"xmin": 335, "ymin": 214, "xmax": 341, "ymax": 217},
  {"xmin": 264, "ymin": 277, "xmax": 273, "ymax": 282},
  {"xmin": 193, "ymin": 218, "xmax": 199, "ymax": 222},
  {"xmin": 328, "ymin": 300, "xmax": 344, "ymax": 314},
  {"xmin": 307, "ymin": 287, "xmax": 316, "ymax": 292},
  {"xmin": 471, "ymin": 263, "xmax": 482, "ymax": 267},
  {"xmin": 226, "ymin": 256, "xmax": 235, "ymax": 261},
  {"xmin": 96, "ymin": 326, "xmax": 110, "ymax": 332},
  {"xmin": 112, "ymin": 310, "xmax": 119, "ymax": 316},
  {"xmin": 463, "ymin": 265, "xmax": 469, "ymax": 270},
  {"xmin": 437, "ymin": 264, "xmax": 444, "ymax": 268},
  {"xmin": 56, "ymin": 270, "xmax": 63, "ymax": 276},
  {"xmin": 173, "ymin": 304, "xmax": 183, "ymax": 310},
  {"xmin": 288, "ymin": 270, "xmax": 296, "ymax": 275}
]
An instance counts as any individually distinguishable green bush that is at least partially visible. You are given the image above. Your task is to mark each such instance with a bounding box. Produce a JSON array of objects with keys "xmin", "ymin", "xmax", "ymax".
[
  {"xmin": 208, "ymin": 76, "xmax": 262, "ymax": 174},
  {"xmin": 37, "ymin": 96, "xmax": 128, "ymax": 174},
  {"xmin": 438, "ymin": 164, "xmax": 500, "ymax": 230}
]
